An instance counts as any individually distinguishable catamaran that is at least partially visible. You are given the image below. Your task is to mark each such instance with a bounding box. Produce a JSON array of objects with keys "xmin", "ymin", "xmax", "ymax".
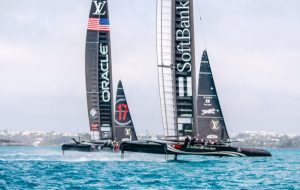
[
  {"xmin": 120, "ymin": 0, "xmax": 271, "ymax": 158},
  {"xmin": 62, "ymin": 0, "xmax": 137, "ymax": 152}
]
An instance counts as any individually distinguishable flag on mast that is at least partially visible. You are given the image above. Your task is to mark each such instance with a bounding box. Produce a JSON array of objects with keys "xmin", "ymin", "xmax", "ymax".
[{"xmin": 87, "ymin": 17, "xmax": 110, "ymax": 31}]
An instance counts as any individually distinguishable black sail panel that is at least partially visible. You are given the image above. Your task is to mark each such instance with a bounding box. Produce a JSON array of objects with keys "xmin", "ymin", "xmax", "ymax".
[
  {"xmin": 114, "ymin": 81, "xmax": 138, "ymax": 141},
  {"xmin": 174, "ymin": 0, "xmax": 197, "ymax": 137},
  {"xmin": 86, "ymin": 0, "xmax": 114, "ymax": 141},
  {"xmin": 196, "ymin": 50, "xmax": 229, "ymax": 141}
]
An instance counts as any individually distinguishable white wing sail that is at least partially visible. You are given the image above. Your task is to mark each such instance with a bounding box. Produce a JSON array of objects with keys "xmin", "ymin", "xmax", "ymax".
[{"xmin": 157, "ymin": 0, "xmax": 177, "ymax": 137}]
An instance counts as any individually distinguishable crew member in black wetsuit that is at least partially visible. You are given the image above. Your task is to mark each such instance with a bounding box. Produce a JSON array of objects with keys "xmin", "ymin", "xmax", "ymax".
[
  {"xmin": 183, "ymin": 136, "xmax": 190, "ymax": 148},
  {"xmin": 190, "ymin": 137, "xmax": 197, "ymax": 146},
  {"xmin": 199, "ymin": 139, "xmax": 205, "ymax": 145}
]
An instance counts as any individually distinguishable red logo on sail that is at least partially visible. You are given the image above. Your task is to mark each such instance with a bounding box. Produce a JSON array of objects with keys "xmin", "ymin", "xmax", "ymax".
[
  {"xmin": 117, "ymin": 104, "xmax": 129, "ymax": 121},
  {"xmin": 90, "ymin": 123, "xmax": 99, "ymax": 131}
]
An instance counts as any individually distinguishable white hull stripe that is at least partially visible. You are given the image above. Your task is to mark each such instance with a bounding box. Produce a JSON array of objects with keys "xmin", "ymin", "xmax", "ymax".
[
  {"xmin": 198, "ymin": 95, "xmax": 217, "ymax": 97},
  {"xmin": 199, "ymin": 72, "xmax": 212, "ymax": 75},
  {"xmin": 167, "ymin": 145, "xmax": 246, "ymax": 157},
  {"xmin": 197, "ymin": 116, "xmax": 223, "ymax": 119}
]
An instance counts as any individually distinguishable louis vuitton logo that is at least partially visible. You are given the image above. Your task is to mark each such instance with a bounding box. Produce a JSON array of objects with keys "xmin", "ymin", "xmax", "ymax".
[
  {"xmin": 212, "ymin": 120, "xmax": 219, "ymax": 130},
  {"xmin": 125, "ymin": 128, "xmax": 131, "ymax": 136},
  {"xmin": 93, "ymin": 1, "xmax": 107, "ymax": 15}
]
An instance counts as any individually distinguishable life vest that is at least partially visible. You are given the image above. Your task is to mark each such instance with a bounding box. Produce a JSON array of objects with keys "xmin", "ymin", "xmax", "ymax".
[{"xmin": 113, "ymin": 143, "xmax": 120, "ymax": 152}]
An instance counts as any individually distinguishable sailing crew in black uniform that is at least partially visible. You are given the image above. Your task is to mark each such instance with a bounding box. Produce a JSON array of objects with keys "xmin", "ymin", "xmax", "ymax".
[
  {"xmin": 190, "ymin": 137, "xmax": 197, "ymax": 146},
  {"xmin": 183, "ymin": 136, "xmax": 190, "ymax": 148}
]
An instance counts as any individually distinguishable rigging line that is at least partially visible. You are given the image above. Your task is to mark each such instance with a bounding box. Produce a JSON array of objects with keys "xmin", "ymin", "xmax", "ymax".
[
  {"xmin": 110, "ymin": 33, "xmax": 120, "ymax": 130},
  {"xmin": 147, "ymin": 0, "xmax": 163, "ymax": 132},
  {"xmin": 146, "ymin": 82, "xmax": 160, "ymax": 137},
  {"xmin": 113, "ymin": 46, "xmax": 122, "ymax": 82},
  {"xmin": 156, "ymin": 0, "xmax": 169, "ymax": 137},
  {"xmin": 110, "ymin": 27, "xmax": 122, "ymax": 82},
  {"xmin": 197, "ymin": 0, "xmax": 208, "ymax": 50}
]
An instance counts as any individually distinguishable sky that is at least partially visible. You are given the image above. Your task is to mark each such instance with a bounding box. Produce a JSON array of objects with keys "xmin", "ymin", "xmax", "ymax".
[{"xmin": 0, "ymin": 0, "xmax": 300, "ymax": 135}]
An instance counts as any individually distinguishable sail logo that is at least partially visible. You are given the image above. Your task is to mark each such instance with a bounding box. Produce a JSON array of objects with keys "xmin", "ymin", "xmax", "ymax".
[
  {"xmin": 99, "ymin": 43, "xmax": 110, "ymax": 102},
  {"xmin": 117, "ymin": 104, "xmax": 129, "ymax": 121},
  {"xmin": 125, "ymin": 128, "xmax": 131, "ymax": 136},
  {"xmin": 204, "ymin": 97, "xmax": 212, "ymax": 106},
  {"xmin": 90, "ymin": 108, "xmax": 98, "ymax": 119},
  {"xmin": 201, "ymin": 108, "xmax": 216, "ymax": 115},
  {"xmin": 207, "ymin": 134, "xmax": 218, "ymax": 139},
  {"xmin": 211, "ymin": 120, "xmax": 220, "ymax": 130},
  {"xmin": 90, "ymin": 123, "xmax": 99, "ymax": 131},
  {"xmin": 176, "ymin": 0, "xmax": 192, "ymax": 73},
  {"xmin": 115, "ymin": 98, "xmax": 132, "ymax": 126},
  {"xmin": 93, "ymin": 1, "xmax": 106, "ymax": 15}
]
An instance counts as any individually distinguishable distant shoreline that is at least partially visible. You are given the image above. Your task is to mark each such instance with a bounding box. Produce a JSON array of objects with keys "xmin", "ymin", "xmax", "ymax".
[{"xmin": 1, "ymin": 130, "xmax": 300, "ymax": 148}]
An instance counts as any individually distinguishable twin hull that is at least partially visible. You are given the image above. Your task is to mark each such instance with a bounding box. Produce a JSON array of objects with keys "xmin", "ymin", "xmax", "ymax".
[
  {"xmin": 120, "ymin": 141, "xmax": 272, "ymax": 157},
  {"xmin": 62, "ymin": 141, "xmax": 272, "ymax": 157}
]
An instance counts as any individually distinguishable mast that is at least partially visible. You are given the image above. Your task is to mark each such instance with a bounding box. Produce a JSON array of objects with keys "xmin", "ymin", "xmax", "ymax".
[
  {"xmin": 190, "ymin": 0, "xmax": 198, "ymax": 137},
  {"xmin": 157, "ymin": 0, "xmax": 196, "ymax": 139},
  {"xmin": 85, "ymin": 0, "xmax": 114, "ymax": 141},
  {"xmin": 114, "ymin": 81, "xmax": 138, "ymax": 141},
  {"xmin": 196, "ymin": 50, "xmax": 230, "ymax": 141}
]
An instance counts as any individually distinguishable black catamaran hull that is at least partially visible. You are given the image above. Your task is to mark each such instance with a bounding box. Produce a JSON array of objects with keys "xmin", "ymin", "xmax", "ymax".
[
  {"xmin": 62, "ymin": 142, "xmax": 113, "ymax": 152},
  {"xmin": 120, "ymin": 141, "xmax": 271, "ymax": 157},
  {"xmin": 62, "ymin": 143, "xmax": 95, "ymax": 152}
]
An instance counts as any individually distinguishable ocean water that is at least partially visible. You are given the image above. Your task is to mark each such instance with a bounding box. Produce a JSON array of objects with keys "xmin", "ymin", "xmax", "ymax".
[{"xmin": 0, "ymin": 146, "xmax": 299, "ymax": 190}]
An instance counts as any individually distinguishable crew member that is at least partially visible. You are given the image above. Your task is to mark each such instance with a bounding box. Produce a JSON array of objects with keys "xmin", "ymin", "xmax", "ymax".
[
  {"xmin": 183, "ymin": 136, "xmax": 190, "ymax": 148},
  {"xmin": 200, "ymin": 139, "xmax": 205, "ymax": 145},
  {"xmin": 113, "ymin": 142, "xmax": 120, "ymax": 152},
  {"xmin": 112, "ymin": 139, "xmax": 119, "ymax": 152},
  {"xmin": 190, "ymin": 137, "xmax": 197, "ymax": 146}
]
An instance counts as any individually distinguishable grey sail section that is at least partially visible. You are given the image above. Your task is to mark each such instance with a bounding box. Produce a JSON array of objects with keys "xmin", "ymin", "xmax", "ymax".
[
  {"xmin": 157, "ymin": 0, "xmax": 177, "ymax": 138},
  {"xmin": 157, "ymin": 0, "xmax": 197, "ymax": 139},
  {"xmin": 85, "ymin": 0, "xmax": 114, "ymax": 141},
  {"xmin": 114, "ymin": 81, "xmax": 138, "ymax": 141},
  {"xmin": 196, "ymin": 50, "xmax": 229, "ymax": 141}
]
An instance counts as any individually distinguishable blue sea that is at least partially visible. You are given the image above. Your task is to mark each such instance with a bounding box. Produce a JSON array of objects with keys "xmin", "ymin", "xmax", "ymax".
[{"xmin": 0, "ymin": 146, "xmax": 299, "ymax": 189}]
